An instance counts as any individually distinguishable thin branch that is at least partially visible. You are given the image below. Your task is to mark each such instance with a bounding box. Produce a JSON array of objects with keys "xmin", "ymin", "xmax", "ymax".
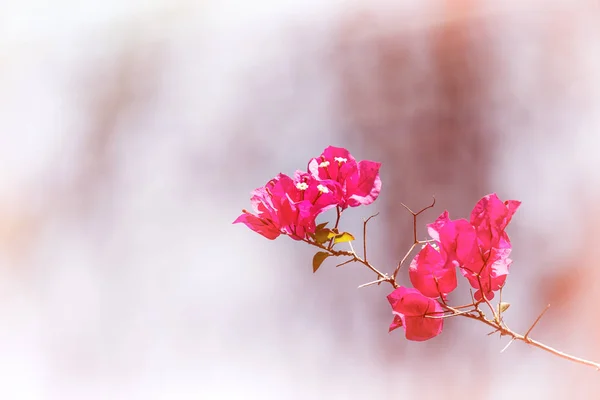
[
  {"xmin": 363, "ymin": 212, "xmax": 379, "ymax": 261},
  {"xmin": 358, "ymin": 277, "xmax": 389, "ymax": 288},
  {"xmin": 477, "ymin": 275, "xmax": 500, "ymax": 325},
  {"xmin": 518, "ymin": 333, "xmax": 600, "ymax": 370},
  {"xmin": 524, "ymin": 304, "xmax": 551, "ymax": 339},
  {"xmin": 425, "ymin": 309, "xmax": 473, "ymax": 319},
  {"xmin": 327, "ymin": 206, "xmax": 342, "ymax": 250},
  {"xmin": 301, "ymin": 201, "xmax": 600, "ymax": 371},
  {"xmin": 498, "ymin": 285, "xmax": 506, "ymax": 326},
  {"xmin": 416, "ymin": 196, "xmax": 436, "ymax": 216},
  {"xmin": 393, "ymin": 242, "xmax": 417, "ymax": 280},
  {"xmin": 401, "ymin": 196, "xmax": 436, "ymax": 244},
  {"xmin": 434, "ymin": 278, "xmax": 449, "ymax": 306},
  {"xmin": 501, "ymin": 339, "xmax": 515, "ymax": 353},
  {"xmin": 452, "ymin": 303, "xmax": 478, "ymax": 310},
  {"xmin": 456, "ymin": 310, "xmax": 600, "ymax": 370},
  {"xmin": 303, "ymin": 237, "xmax": 396, "ymax": 288},
  {"xmin": 393, "ymin": 197, "xmax": 436, "ymax": 279},
  {"xmin": 335, "ymin": 258, "xmax": 355, "ymax": 268},
  {"xmin": 469, "ymin": 288, "xmax": 477, "ymax": 306},
  {"xmin": 399, "ymin": 202, "xmax": 416, "ymax": 215},
  {"xmin": 348, "ymin": 241, "xmax": 357, "ymax": 256}
]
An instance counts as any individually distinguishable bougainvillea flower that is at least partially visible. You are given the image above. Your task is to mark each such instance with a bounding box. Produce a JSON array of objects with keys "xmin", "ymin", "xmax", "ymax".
[
  {"xmin": 409, "ymin": 243, "xmax": 457, "ymax": 299},
  {"xmin": 234, "ymin": 173, "xmax": 342, "ymax": 240},
  {"xmin": 233, "ymin": 186, "xmax": 282, "ymax": 240},
  {"xmin": 307, "ymin": 146, "xmax": 381, "ymax": 209},
  {"xmin": 460, "ymin": 247, "xmax": 512, "ymax": 301},
  {"xmin": 426, "ymin": 194, "xmax": 519, "ymax": 301},
  {"xmin": 387, "ymin": 287, "xmax": 444, "ymax": 341},
  {"xmin": 288, "ymin": 171, "xmax": 343, "ymax": 214},
  {"xmin": 465, "ymin": 194, "xmax": 519, "ymax": 300},
  {"xmin": 427, "ymin": 212, "xmax": 478, "ymax": 267},
  {"xmin": 470, "ymin": 193, "xmax": 521, "ymax": 251}
]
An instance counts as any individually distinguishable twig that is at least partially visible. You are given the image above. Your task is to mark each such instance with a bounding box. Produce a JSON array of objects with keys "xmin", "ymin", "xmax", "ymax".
[
  {"xmin": 524, "ymin": 304, "xmax": 551, "ymax": 339},
  {"xmin": 400, "ymin": 196, "xmax": 436, "ymax": 245},
  {"xmin": 301, "ymin": 199, "xmax": 600, "ymax": 371},
  {"xmin": 358, "ymin": 277, "xmax": 389, "ymax": 288},
  {"xmin": 327, "ymin": 206, "xmax": 342, "ymax": 250},
  {"xmin": 335, "ymin": 258, "xmax": 355, "ymax": 268},
  {"xmin": 477, "ymin": 275, "xmax": 501, "ymax": 325},
  {"xmin": 363, "ymin": 212, "xmax": 379, "ymax": 261},
  {"xmin": 501, "ymin": 339, "xmax": 515, "ymax": 353},
  {"xmin": 393, "ymin": 196, "xmax": 436, "ymax": 280},
  {"xmin": 393, "ymin": 242, "xmax": 417, "ymax": 280},
  {"xmin": 303, "ymin": 238, "xmax": 397, "ymax": 288},
  {"xmin": 455, "ymin": 310, "xmax": 600, "ymax": 370},
  {"xmin": 425, "ymin": 309, "xmax": 473, "ymax": 319}
]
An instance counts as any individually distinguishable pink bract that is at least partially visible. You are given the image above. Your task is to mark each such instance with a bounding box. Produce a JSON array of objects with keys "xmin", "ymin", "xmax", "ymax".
[
  {"xmin": 460, "ymin": 247, "xmax": 512, "ymax": 301},
  {"xmin": 233, "ymin": 186, "xmax": 282, "ymax": 240},
  {"xmin": 234, "ymin": 173, "xmax": 342, "ymax": 240},
  {"xmin": 307, "ymin": 146, "xmax": 381, "ymax": 209},
  {"xmin": 409, "ymin": 244, "xmax": 457, "ymax": 299},
  {"xmin": 470, "ymin": 193, "xmax": 521, "ymax": 251},
  {"xmin": 426, "ymin": 193, "xmax": 519, "ymax": 301},
  {"xmin": 387, "ymin": 286, "xmax": 444, "ymax": 341}
]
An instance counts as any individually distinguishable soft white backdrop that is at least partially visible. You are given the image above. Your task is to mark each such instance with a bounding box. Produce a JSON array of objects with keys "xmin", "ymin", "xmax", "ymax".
[{"xmin": 1, "ymin": 0, "xmax": 600, "ymax": 399}]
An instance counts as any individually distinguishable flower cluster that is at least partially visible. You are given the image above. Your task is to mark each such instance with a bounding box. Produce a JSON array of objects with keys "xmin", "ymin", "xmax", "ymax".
[
  {"xmin": 234, "ymin": 146, "xmax": 381, "ymax": 240},
  {"xmin": 388, "ymin": 194, "xmax": 520, "ymax": 341},
  {"xmin": 234, "ymin": 146, "xmax": 600, "ymax": 370}
]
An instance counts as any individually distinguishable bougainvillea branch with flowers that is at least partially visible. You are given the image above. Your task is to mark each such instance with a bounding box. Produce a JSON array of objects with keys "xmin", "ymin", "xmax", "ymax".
[{"xmin": 234, "ymin": 145, "xmax": 600, "ymax": 370}]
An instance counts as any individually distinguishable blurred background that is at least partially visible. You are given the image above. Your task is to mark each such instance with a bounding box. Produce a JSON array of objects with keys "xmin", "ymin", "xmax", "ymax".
[{"xmin": 1, "ymin": 0, "xmax": 600, "ymax": 398}]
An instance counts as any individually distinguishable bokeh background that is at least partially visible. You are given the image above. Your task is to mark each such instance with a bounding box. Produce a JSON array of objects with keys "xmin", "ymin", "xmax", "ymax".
[{"xmin": 1, "ymin": 0, "xmax": 600, "ymax": 398}]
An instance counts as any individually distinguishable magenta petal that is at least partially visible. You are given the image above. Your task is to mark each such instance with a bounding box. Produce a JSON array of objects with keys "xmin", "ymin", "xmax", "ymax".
[
  {"xmin": 236, "ymin": 172, "xmax": 326, "ymax": 241},
  {"xmin": 308, "ymin": 146, "xmax": 355, "ymax": 182},
  {"xmin": 470, "ymin": 193, "xmax": 521, "ymax": 250},
  {"xmin": 346, "ymin": 160, "xmax": 382, "ymax": 207},
  {"xmin": 321, "ymin": 146, "xmax": 355, "ymax": 163},
  {"xmin": 389, "ymin": 314, "xmax": 404, "ymax": 333},
  {"xmin": 427, "ymin": 211, "xmax": 451, "ymax": 242},
  {"xmin": 233, "ymin": 212, "xmax": 281, "ymax": 240},
  {"xmin": 308, "ymin": 146, "xmax": 382, "ymax": 209},
  {"xmin": 409, "ymin": 244, "xmax": 457, "ymax": 298},
  {"xmin": 387, "ymin": 287, "xmax": 444, "ymax": 341}
]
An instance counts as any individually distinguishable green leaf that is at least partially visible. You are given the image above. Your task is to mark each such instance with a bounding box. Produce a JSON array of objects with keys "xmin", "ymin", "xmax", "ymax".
[
  {"xmin": 315, "ymin": 222, "xmax": 329, "ymax": 231},
  {"xmin": 333, "ymin": 232, "xmax": 355, "ymax": 243},
  {"xmin": 312, "ymin": 252, "xmax": 330, "ymax": 273},
  {"xmin": 498, "ymin": 302, "xmax": 511, "ymax": 314},
  {"xmin": 314, "ymin": 228, "xmax": 336, "ymax": 244}
]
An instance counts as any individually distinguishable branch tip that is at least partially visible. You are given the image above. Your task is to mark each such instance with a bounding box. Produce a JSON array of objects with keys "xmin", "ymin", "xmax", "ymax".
[{"xmin": 525, "ymin": 304, "xmax": 551, "ymax": 339}]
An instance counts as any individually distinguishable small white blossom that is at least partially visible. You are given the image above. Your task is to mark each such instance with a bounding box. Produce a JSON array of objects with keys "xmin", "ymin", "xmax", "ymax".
[{"xmin": 317, "ymin": 184, "xmax": 329, "ymax": 193}]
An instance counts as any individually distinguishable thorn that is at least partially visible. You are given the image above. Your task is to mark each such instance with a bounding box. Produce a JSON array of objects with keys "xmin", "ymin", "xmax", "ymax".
[
  {"xmin": 501, "ymin": 339, "xmax": 515, "ymax": 353},
  {"xmin": 525, "ymin": 304, "xmax": 551, "ymax": 339}
]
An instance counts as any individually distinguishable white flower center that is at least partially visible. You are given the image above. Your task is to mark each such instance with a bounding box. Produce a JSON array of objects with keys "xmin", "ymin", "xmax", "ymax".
[
  {"xmin": 296, "ymin": 182, "xmax": 309, "ymax": 191},
  {"xmin": 317, "ymin": 184, "xmax": 329, "ymax": 193},
  {"xmin": 319, "ymin": 161, "xmax": 330, "ymax": 168},
  {"xmin": 334, "ymin": 157, "xmax": 347, "ymax": 164}
]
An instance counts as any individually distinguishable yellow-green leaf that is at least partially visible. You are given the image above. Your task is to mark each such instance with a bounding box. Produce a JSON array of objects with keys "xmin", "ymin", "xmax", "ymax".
[
  {"xmin": 334, "ymin": 232, "xmax": 355, "ymax": 243},
  {"xmin": 498, "ymin": 302, "xmax": 511, "ymax": 314},
  {"xmin": 315, "ymin": 222, "xmax": 329, "ymax": 231},
  {"xmin": 312, "ymin": 252, "xmax": 330, "ymax": 273},
  {"xmin": 314, "ymin": 228, "xmax": 336, "ymax": 244}
]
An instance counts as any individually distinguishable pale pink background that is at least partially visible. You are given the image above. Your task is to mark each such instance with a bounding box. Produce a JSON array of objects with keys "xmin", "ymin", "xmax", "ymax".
[{"xmin": 1, "ymin": 0, "xmax": 599, "ymax": 398}]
